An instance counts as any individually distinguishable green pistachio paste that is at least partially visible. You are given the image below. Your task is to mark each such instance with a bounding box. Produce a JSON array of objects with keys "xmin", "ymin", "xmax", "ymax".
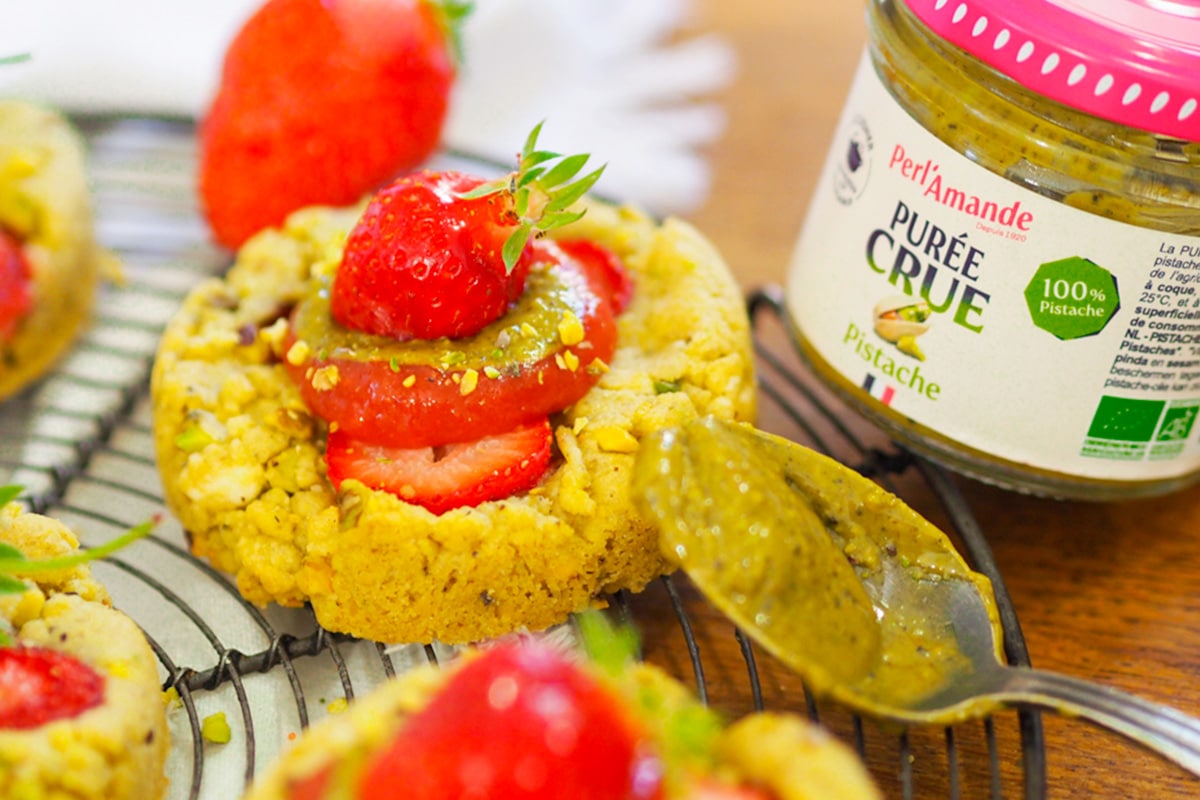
[{"xmin": 291, "ymin": 260, "xmax": 594, "ymax": 370}]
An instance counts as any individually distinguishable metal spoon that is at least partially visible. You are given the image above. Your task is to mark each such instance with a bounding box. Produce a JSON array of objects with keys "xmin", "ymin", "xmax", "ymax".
[{"xmin": 632, "ymin": 416, "xmax": 1200, "ymax": 774}]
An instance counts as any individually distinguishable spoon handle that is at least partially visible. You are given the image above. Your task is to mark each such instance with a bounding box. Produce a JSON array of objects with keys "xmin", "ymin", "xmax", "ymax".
[{"xmin": 1003, "ymin": 666, "xmax": 1200, "ymax": 775}]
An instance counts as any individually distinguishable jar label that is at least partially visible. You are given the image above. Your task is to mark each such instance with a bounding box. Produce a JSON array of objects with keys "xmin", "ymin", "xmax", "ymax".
[{"xmin": 786, "ymin": 53, "xmax": 1200, "ymax": 481}]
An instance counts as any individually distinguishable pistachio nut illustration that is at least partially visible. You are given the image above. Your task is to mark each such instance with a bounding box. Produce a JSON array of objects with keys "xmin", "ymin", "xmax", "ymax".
[{"xmin": 873, "ymin": 295, "xmax": 931, "ymax": 360}]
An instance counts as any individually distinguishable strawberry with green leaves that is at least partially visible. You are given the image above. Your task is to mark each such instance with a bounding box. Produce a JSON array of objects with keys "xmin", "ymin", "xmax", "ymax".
[
  {"xmin": 285, "ymin": 125, "xmax": 623, "ymax": 513},
  {"xmin": 282, "ymin": 637, "xmax": 663, "ymax": 800},
  {"xmin": 329, "ymin": 122, "xmax": 607, "ymax": 340},
  {"xmin": 272, "ymin": 615, "xmax": 793, "ymax": 800},
  {"xmin": 357, "ymin": 638, "xmax": 664, "ymax": 800},
  {"xmin": 199, "ymin": 0, "xmax": 471, "ymax": 249}
]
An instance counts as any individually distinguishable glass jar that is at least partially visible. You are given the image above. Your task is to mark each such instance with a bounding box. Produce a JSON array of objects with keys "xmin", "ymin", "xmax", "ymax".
[{"xmin": 785, "ymin": 0, "xmax": 1200, "ymax": 500}]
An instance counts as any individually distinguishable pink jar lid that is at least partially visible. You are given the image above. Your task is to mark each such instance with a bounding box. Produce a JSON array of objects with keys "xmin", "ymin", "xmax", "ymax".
[{"xmin": 902, "ymin": 0, "xmax": 1200, "ymax": 142}]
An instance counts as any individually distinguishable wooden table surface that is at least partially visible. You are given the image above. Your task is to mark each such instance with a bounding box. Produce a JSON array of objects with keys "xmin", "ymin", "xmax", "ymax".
[{"xmin": 673, "ymin": 2, "xmax": 1200, "ymax": 798}]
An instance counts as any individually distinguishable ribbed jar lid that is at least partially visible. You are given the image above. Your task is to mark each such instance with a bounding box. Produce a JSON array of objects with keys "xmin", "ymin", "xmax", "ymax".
[{"xmin": 901, "ymin": 0, "xmax": 1200, "ymax": 142}]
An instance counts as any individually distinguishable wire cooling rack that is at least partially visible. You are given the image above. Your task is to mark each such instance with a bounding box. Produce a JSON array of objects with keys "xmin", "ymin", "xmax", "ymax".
[{"xmin": 0, "ymin": 116, "xmax": 1046, "ymax": 800}]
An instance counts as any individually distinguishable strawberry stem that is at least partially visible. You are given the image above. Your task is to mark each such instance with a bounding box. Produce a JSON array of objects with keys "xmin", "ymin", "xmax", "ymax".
[
  {"xmin": 459, "ymin": 121, "xmax": 606, "ymax": 273},
  {"xmin": 0, "ymin": 486, "xmax": 159, "ymax": 604},
  {"xmin": 576, "ymin": 610, "xmax": 641, "ymax": 675},
  {"xmin": 575, "ymin": 610, "xmax": 727, "ymax": 792},
  {"xmin": 0, "ymin": 519, "xmax": 157, "ymax": 578},
  {"xmin": 425, "ymin": 0, "xmax": 474, "ymax": 67}
]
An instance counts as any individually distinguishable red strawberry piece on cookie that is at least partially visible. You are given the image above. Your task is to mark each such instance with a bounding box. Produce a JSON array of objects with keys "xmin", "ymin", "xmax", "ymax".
[
  {"xmin": 685, "ymin": 779, "xmax": 778, "ymax": 800},
  {"xmin": 0, "ymin": 228, "xmax": 32, "ymax": 341},
  {"xmin": 0, "ymin": 645, "xmax": 105, "ymax": 730},
  {"xmin": 556, "ymin": 237, "xmax": 635, "ymax": 315},
  {"xmin": 324, "ymin": 417, "xmax": 554, "ymax": 514},
  {"xmin": 287, "ymin": 241, "xmax": 619, "ymax": 450}
]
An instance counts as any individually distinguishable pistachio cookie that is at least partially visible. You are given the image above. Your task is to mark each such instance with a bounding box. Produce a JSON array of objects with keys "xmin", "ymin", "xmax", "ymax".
[
  {"xmin": 0, "ymin": 102, "xmax": 106, "ymax": 400},
  {"xmin": 0, "ymin": 502, "xmax": 169, "ymax": 799},
  {"xmin": 151, "ymin": 140, "xmax": 756, "ymax": 645}
]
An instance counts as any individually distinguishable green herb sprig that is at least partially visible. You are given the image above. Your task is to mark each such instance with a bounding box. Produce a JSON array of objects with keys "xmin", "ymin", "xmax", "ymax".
[
  {"xmin": 0, "ymin": 485, "xmax": 158, "ymax": 644},
  {"xmin": 458, "ymin": 121, "xmax": 606, "ymax": 272},
  {"xmin": 576, "ymin": 610, "xmax": 725, "ymax": 787}
]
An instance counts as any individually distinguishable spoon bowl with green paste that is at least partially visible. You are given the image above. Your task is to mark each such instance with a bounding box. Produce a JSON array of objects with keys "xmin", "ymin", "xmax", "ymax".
[{"xmin": 633, "ymin": 416, "xmax": 1200, "ymax": 774}]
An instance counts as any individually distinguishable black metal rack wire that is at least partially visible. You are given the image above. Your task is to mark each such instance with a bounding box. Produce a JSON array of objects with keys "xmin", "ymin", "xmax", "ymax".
[{"xmin": 0, "ymin": 115, "xmax": 1046, "ymax": 799}]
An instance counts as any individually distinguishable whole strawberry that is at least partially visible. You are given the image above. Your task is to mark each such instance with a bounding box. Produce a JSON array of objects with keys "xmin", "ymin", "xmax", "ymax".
[
  {"xmin": 358, "ymin": 641, "xmax": 664, "ymax": 800},
  {"xmin": 330, "ymin": 169, "xmax": 530, "ymax": 340},
  {"xmin": 331, "ymin": 122, "xmax": 605, "ymax": 340},
  {"xmin": 199, "ymin": 0, "xmax": 470, "ymax": 250}
]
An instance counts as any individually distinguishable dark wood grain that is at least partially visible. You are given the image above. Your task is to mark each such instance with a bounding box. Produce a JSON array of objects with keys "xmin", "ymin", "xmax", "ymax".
[{"xmin": 660, "ymin": 2, "xmax": 1200, "ymax": 798}]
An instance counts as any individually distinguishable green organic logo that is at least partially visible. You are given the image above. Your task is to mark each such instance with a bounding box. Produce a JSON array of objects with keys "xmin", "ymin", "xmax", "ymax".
[
  {"xmin": 1081, "ymin": 396, "xmax": 1200, "ymax": 461},
  {"xmin": 1087, "ymin": 396, "xmax": 1163, "ymax": 442},
  {"xmin": 1024, "ymin": 257, "xmax": 1120, "ymax": 340},
  {"xmin": 1157, "ymin": 405, "xmax": 1199, "ymax": 442}
]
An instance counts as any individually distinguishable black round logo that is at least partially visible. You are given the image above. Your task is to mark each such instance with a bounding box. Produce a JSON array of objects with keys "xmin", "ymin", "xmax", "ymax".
[{"xmin": 833, "ymin": 115, "xmax": 873, "ymax": 205}]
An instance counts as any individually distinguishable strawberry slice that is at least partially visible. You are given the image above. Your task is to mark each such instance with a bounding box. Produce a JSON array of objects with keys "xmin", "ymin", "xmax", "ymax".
[
  {"xmin": 686, "ymin": 779, "xmax": 778, "ymax": 800},
  {"xmin": 286, "ymin": 764, "xmax": 335, "ymax": 800},
  {"xmin": 0, "ymin": 228, "xmax": 32, "ymax": 342},
  {"xmin": 287, "ymin": 244, "xmax": 617, "ymax": 450},
  {"xmin": 324, "ymin": 418, "xmax": 553, "ymax": 514},
  {"xmin": 557, "ymin": 237, "xmax": 634, "ymax": 315},
  {"xmin": 0, "ymin": 645, "xmax": 105, "ymax": 729}
]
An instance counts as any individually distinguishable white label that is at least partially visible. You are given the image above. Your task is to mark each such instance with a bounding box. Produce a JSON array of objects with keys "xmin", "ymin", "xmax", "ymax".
[{"xmin": 786, "ymin": 54, "xmax": 1200, "ymax": 480}]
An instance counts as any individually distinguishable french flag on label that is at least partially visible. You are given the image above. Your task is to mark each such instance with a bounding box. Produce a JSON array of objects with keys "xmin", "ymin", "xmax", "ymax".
[{"xmin": 862, "ymin": 373, "xmax": 895, "ymax": 406}]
